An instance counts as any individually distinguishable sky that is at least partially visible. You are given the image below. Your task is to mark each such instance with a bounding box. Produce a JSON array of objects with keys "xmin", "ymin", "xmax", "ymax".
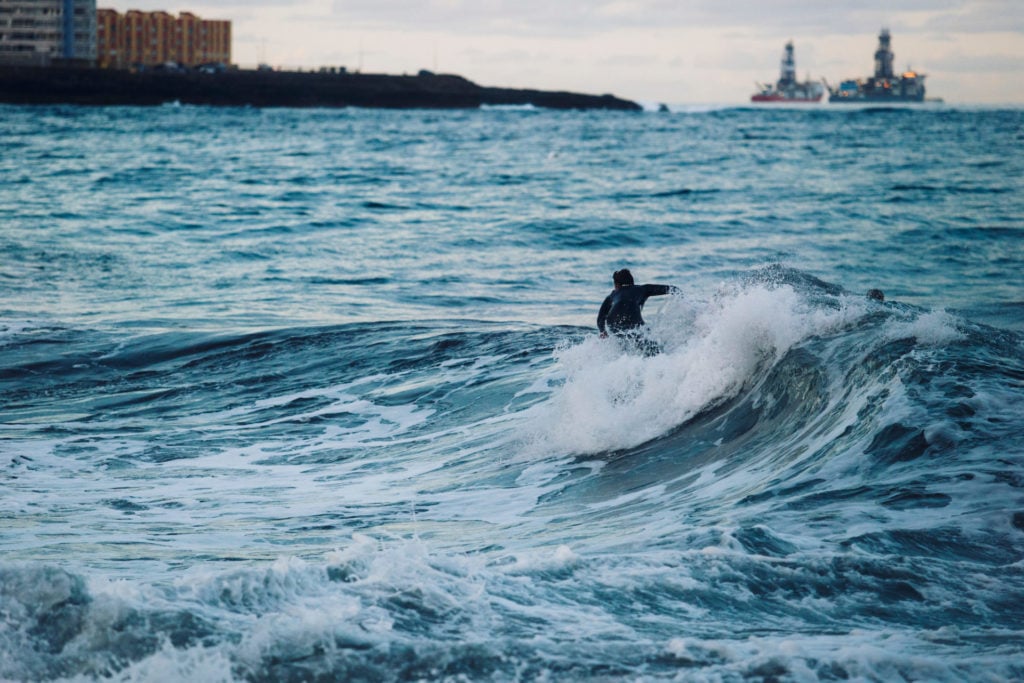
[{"xmin": 104, "ymin": 1, "xmax": 1024, "ymax": 105}]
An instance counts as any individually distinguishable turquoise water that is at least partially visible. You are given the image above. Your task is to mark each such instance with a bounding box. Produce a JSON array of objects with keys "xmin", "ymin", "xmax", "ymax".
[{"xmin": 1, "ymin": 104, "xmax": 1023, "ymax": 681}]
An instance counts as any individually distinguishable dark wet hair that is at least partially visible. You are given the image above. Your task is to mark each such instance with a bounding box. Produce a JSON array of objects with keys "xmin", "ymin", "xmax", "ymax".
[
  {"xmin": 867, "ymin": 288, "xmax": 885, "ymax": 302},
  {"xmin": 613, "ymin": 269, "xmax": 634, "ymax": 286}
]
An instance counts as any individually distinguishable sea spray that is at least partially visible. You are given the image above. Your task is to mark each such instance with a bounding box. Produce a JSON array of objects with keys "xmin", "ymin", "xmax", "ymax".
[{"xmin": 533, "ymin": 283, "xmax": 865, "ymax": 455}]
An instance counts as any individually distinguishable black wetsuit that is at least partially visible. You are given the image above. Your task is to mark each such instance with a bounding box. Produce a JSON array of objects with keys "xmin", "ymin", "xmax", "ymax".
[{"xmin": 597, "ymin": 284, "xmax": 673, "ymax": 336}]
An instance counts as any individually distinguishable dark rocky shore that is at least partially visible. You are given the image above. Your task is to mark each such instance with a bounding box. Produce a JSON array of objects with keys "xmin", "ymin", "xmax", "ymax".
[{"xmin": 0, "ymin": 65, "xmax": 642, "ymax": 111}]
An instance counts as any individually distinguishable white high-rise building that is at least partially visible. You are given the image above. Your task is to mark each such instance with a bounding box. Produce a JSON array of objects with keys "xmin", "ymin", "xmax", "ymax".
[{"xmin": 0, "ymin": 0, "xmax": 96, "ymax": 65}]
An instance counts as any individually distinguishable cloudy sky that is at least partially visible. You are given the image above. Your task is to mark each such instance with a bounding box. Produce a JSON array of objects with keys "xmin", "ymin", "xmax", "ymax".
[{"xmin": 106, "ymin": 1, "xmax": 1024, "ymax": 104}]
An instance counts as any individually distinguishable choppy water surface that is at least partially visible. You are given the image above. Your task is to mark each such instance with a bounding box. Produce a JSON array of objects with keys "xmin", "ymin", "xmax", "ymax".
[{"xmin": 1, "ymin": 104, "xmax": 1023, "ymax": 682}]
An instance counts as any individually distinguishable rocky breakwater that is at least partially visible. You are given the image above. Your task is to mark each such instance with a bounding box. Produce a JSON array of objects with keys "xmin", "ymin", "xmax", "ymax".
[{"xmin": 0, "ymin": 65, "xmax": 642, "ymax": 111}]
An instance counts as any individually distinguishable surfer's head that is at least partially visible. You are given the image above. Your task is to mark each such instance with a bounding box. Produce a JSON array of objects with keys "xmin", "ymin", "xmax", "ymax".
[
  {"xmin": 867, "ymin": 288, "xmax": 885, "ymax": 302},
  {"xmin": 613, "ymin": 269, "xmax": 634, "ymax": 287}
]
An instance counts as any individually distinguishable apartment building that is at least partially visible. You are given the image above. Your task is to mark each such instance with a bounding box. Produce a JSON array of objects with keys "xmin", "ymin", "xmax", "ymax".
[{"xmin": 0, "ymin": 0, "xmax": 97, "ymax": 65}]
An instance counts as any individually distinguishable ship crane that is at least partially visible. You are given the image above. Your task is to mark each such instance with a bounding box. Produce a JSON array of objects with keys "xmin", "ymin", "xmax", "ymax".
[
  {"xmin": 874, "ymin": 28, "xmax": 895, "ymax": 81},
  {"xmin": 828, "ymin": 28, "xmax": 927, "ymax": 103},
  {"xmin": 750, "ymin": 40, "xmax": 824, "ymax": 103},
  {"xmin": 779, "ymin": 40, "xmax": 797, "ymax": 88}
]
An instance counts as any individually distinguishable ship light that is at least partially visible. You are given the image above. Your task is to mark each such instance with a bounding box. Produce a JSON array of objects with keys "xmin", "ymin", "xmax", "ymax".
[{"xmin": 903, "ymin": 71, "xmax": 917, "ymax": 78}]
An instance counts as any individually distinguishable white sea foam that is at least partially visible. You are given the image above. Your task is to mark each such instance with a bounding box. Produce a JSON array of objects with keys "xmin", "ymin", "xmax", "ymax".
[
  {"xmin": 527, "ymin": 284, "xmax": 860, "ymax": 455},
  {"xmin": 508, "ymin": 544, "xmax": 580, "ymax": 573},
  {"xmin": 664, "ymin": 631, "xmax": 986, "ymax": 683},
  {"xmin": 102, "ymin": 644, "xmax": 236, "ymax": 683},
  {"xmin": 184, "ymin": 376, "xmax": 434, "ymax": 441},
  {"xmin": 884, "ymin": 309, "xmax": 966, "ymax": 345}
]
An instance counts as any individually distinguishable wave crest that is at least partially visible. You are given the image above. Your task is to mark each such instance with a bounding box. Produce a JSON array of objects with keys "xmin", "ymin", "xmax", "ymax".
[{"xmin": 530, "ymin": 281, "xmax": 862, "ymax": 455}]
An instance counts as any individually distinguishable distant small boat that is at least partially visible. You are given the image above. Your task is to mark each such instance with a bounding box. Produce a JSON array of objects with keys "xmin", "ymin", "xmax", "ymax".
[{"xmin": 751, "ymin": 41, "xmax": 824, "ymax": 103}]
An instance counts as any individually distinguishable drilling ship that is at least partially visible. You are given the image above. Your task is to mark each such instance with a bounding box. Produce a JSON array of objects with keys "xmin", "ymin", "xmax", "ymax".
[
  {"xmin": 828, "ymin": 29, "xmax": 926, "ymax": 103},
  {"xmin": 751, "ymin": 41, "xmax": 824, "ymax": 103}
]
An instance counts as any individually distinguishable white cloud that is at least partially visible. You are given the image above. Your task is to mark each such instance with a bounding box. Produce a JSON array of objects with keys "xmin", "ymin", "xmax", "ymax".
[{"xmin": 100, "ymin": 1, "xmax": 1024, "ymax": 103}]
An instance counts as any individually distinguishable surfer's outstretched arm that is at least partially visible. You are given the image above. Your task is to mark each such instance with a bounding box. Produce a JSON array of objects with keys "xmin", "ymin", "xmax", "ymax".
[{"xmin": 642, "ymin": 284, "xmax": 676, "ymax": 297}]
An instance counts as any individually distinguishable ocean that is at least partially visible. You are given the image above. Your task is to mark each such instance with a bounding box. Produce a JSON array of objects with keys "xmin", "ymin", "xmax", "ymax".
[{"xmin": 1, "ymin": 102, "xmax": 1022, "ymax": 682}]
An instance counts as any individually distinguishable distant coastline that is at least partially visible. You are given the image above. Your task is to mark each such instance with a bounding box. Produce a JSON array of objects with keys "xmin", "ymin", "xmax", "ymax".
[{"xmin": 0, "ymin": 65, "xmax": 642, "ymax": 111}]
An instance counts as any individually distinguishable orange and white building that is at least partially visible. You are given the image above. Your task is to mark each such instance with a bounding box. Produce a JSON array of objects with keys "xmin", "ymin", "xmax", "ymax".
[{"xmin": 96, "ymin": 7, "xmax": 229, "ymax": 69}]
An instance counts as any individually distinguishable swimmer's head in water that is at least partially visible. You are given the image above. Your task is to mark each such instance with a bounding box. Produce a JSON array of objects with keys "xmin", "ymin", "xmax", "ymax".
[
  {"xmin": 613, "ymin": 269, "xmax": 635, "ymax": 287},
  {"xmin": 867, "ymin": 288, "xmax": 885, "ymax": 302}
]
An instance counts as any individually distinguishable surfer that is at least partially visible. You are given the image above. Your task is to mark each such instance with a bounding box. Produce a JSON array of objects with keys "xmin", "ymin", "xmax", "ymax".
[{"xmin": 597, "ymin": 269, "xmax": 676, "ymax": 354}]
